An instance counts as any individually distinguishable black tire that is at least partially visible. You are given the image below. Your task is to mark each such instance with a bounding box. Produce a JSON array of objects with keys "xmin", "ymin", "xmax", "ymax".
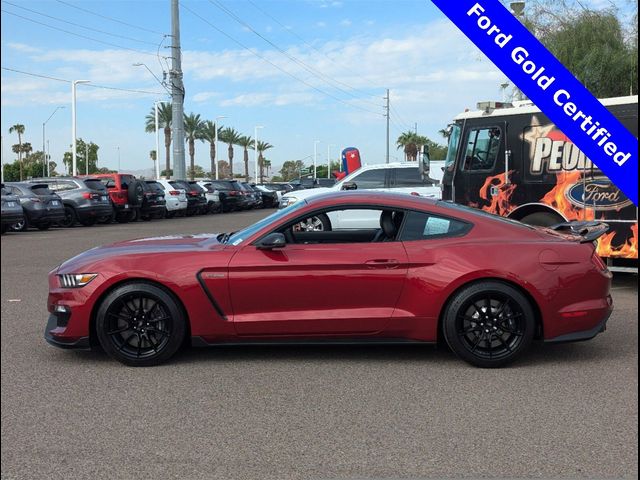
[
  {"xmin": 295, "ymin": 213, "xmax": 332, "ymax": 232},
  {"xmin": 37, "ymin": 222, "xmax": 50, "ymax": 231},
  {"xmin": 127, "ymin": 180, "xmax": 145, "ymax": 206},
  {"xmin": 1, "ymin": 224, "xmax": 8, "ymax": 234},
  {"xmin": 165, "ymin": 209, "xmax": 175, "ymax": 219},
  {"xmin": 95, "ymin": 283, "xmax": 186, "ymax": 367},
  {"xmin": 442, "ymin": 281, "xmax": 535, "ymax": 368},
  {"xmin": 59, "ymin": 206, "xmax": 77, "ymax": 228},
  {"xmin": 97, "ymin": 213, "xmax": 114, "ymax": 224},
  {"xmin": 79, "ymin": 218, "xmax": 97, "ymax": 227},
  {"xmin": 11, "ymin": 218, "xmax": 28, "ymax": 232},
  {"xmin": 519, "ymin": 212, "xmax": 563, "ymax": 227}
]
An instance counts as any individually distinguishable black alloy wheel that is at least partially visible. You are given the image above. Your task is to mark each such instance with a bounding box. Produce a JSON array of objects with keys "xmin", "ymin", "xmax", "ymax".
[
  {"xmin": 11, "ymin": 218, "xmax": 28, "ymax": 232},
  {"xmin": 96, "ymin": 283, "xmax": 186, "ymax": 366},
  {"xmin": 59, "ymin": 206, "xmax": 77, "ymax": 228},
  {"xmin": 443, "ymin": 281, "xmax": 535, "ymax": 368}
]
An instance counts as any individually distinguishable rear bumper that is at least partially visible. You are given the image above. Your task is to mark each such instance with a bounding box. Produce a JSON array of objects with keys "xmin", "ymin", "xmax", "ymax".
[
  {"xmin": 76, "ymin": 204, "xmax": 114, "ymax": 220},
  {"xmin": 545, "ymin": 295, "xmax": 613, "ymax": 343},
  {"xmin": 26, "ymin": 208, "xmax": 66, "ymax": 224},
  {"xmin": 1, "ymin": 211, "xmax": 24, "ymax": 225}
]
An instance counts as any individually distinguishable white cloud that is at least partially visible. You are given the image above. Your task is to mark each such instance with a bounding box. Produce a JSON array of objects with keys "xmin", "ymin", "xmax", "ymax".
[
  {"xmin": 340, "ymin": 19, "xmax": 352, "ymax": 27},
  {"xmin": 7, "ymin": 42, "xmax": 41, "ymax": 53},
  {"xmin": 192, "ymin": 91, "xmax": 221, "ymax": 103},
  {"xmin": 316, "ymin": 21, "xmax": 327, "ymax": 28}
]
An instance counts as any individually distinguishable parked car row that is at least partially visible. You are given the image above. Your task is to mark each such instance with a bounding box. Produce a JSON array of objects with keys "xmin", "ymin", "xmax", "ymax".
[{"xmin": 1, "ymin": 175, "xmax": 295, "ymax": 233}]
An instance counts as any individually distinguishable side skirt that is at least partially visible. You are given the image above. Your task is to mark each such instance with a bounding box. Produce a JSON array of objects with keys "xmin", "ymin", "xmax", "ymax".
[{"xmin": 191, "ymin": 336, "xmax": 436, "ymax": 347}]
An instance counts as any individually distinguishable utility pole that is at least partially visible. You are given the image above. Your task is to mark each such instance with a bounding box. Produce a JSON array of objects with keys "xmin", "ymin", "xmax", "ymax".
[
  {"xmin": 384, "ymin": 89, "xmax": 390, "ymax": 164},
  {"xmin": 414, "ymin": 122, "xmax": 418, "ymax": 134},
  {"xmin": 170, "ymin": 0, "xmax": 185, "ymax": 180}
]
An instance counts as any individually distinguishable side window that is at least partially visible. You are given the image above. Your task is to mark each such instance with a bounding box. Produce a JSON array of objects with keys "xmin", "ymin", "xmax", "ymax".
[
  {"xmin": 393, "ymin": 168, "xmax": 424, "ymax": 187},
  {"xmin": 462, "ymin": 127, "xmax": 501, "ymax": 171},
  {"xmin": 56, "ymin": 181, "xmax": 77, "ymax": 191},
  {"xmin": 350, "ymin": 169, "xmax": 386, "ymax": 189},
  {"xmin": 399, "ymin": 211, "xmax": 470, "ymax": 241},
  {"xmin": 104, "ymin": 179, "xmax": 116, "ymax": 189}
]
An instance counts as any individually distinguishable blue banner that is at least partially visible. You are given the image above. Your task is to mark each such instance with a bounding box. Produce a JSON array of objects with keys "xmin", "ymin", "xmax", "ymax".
[{"xmin": 431, "ymin": 0, "xmax": 638, "ymax": 205}]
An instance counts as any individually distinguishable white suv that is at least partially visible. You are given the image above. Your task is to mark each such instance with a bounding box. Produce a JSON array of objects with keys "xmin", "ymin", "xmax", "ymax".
[
  {"xmin": 280, "ymin": 163, "xmax": 441, "ymax": 208},
  {"xmin": 154, "ymin": 179, "xmax": 188, "ymax": 217},
  {"xmin": 279, "ymin": 163, "xmax": 442, "ymax": 231}
]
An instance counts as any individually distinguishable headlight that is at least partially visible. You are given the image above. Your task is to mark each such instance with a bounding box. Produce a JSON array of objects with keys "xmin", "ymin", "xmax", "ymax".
[{"xmin": 58, "ymin": 273, "xmax": 98, "ymax": 288}]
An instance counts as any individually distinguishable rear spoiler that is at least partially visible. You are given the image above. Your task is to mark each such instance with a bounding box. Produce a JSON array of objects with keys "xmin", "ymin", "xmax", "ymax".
[{"xmin": 550, "ymin": 221, "xmax": 610, "ymax": 243}]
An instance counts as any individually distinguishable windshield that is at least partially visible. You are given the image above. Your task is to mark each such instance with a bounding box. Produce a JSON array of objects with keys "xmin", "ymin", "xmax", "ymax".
[
  {"xmin": 225, "ymin": 201, "xmax": 307, "ymax": 245},
  {"xmin": 445, "ymin": 123, "xmax": 461, "ymax": 169}
]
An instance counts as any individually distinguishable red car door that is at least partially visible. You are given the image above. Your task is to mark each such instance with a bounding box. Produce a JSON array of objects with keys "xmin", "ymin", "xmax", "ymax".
[{"xmin": 228, "ymin": 242, "xmax": 408, "ymax": 336}]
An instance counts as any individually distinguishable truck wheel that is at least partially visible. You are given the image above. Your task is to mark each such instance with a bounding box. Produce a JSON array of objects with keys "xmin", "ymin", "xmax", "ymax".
[{"xmin": 519, "ymin": 212, "xmax": 564, "ymax": 227}]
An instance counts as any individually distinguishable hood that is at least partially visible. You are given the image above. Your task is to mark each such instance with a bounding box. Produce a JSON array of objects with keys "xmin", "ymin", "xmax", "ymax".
[
  {"xmin": 57, "ymin": 233, "xmax": 221, "ymax": 273},
  {"xmin": 282, "ymin": 187, "xmax": 334, "ymax": 200}
]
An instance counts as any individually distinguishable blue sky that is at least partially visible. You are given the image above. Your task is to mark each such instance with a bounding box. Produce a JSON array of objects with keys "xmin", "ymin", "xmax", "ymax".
[{"xmin": 0, "ymin": 0, "xmax": 627, "ymax": 177}]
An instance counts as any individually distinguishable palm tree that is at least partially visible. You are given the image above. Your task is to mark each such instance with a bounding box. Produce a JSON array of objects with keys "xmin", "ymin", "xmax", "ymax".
[
  {"xmin": 219, "ymin": 127, "xmax": 242, "ymax": 177},
  {"xmin": 9, "ymin": 124, "xmax": 25, "ymax": 180},
  {"xmin": 236, "ymin": 135, "xmax": 254, "ymax": 180},
  {"xmin": 262, "ymin": 158, "xmax": 272, "ymax": 178},
  {"xmin": 183, "ymin": 113, "xmax": 205, "ymax": 180},
  {"xmin": 396, "ymin": 131, "xmax": 419, "ymax": 161},
  {"xmin": 145, "ymin": 102, "xmax": 172, "ymax": 175},
  {"xmin": 200, "ymin": 120, "xmax": 223, "ymax": 177},
  {"xmin": 254, "ymin": 141, "xmax": 273, "ymax": 183}
]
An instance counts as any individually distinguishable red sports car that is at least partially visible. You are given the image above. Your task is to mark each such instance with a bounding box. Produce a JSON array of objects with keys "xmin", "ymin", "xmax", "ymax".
[{"xmin": 45, "ymin": 192, "xmax": 613, "ymax": 367}]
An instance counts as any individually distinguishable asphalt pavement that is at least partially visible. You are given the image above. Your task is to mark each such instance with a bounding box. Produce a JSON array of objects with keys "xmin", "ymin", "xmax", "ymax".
[{"xmin": 1, "ymin": 211, "xmax": 638, "ymax": 479}]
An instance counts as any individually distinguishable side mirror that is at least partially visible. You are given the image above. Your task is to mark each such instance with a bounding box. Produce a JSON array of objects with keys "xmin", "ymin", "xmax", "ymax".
[
  {"xmin": 256, "ymin": 232, "xmax": 286, "ymax": 250},
  {"xmin": 341, "ymin": 182, "xmax": 357, "ymax": 191},
  {"xmin": 419, "ymin": 144, "xmax": 431, "ymax": 181}
]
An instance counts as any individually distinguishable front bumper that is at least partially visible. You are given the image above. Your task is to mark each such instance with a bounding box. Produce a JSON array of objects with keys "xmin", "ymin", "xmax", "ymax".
[{"xmin": 44, "ymin": 313, "xmax": 91, "ymax": 350}]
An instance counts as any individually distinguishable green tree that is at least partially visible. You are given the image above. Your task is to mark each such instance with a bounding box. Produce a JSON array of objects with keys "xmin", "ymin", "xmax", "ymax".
[
  {"xmin": 236, "ymin": 135, "xmax": 254, "ymax": 180},
  {"xmin": 184, "ymin": 113, "xmax": 205, "ymax": 180},
  {"xmin": 219, "ymin": 127, "xmax": 242, "ymax": 178},
  {"xmin": 62, "ymin": 139, "xmax": 100, "ymax": 175},
  {"xmin": 200, "ymin": 120, "xmax": 223, "ymax": 178},
  {"xmin": 279, "ymin": 160, "xmax": 306, "ymax": 182},
  {"xmin": 524, "ymin": 2, "xmax": 637, "ymax": 97},
  {"xmin": 145, "ymin": 102, "xmax": 172, "ymax": 174},
  {"xmin": 8, "ymin": 124, "xmax": 26, "ymax": 180},
  {"xmin": 187, "ymin": 164, "xmax": 206, "ymax": 179},
  {"xmin": 252, "ymin": 141, "xmax": 273, "ymax": 183},
  {"xmin": 396, "ymin": 131, "xmax": 420, "ymax": 161}
]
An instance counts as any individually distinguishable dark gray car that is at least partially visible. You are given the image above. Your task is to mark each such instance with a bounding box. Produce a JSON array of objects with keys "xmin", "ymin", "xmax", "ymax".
[
  {"xmin": 4, "ymin": 182, "xmax": 65, "ymax": 231},
  {"xmin": 28, "ymin": 177, "xmax": 113, "ymax": 227},
  {"xmin": 1, "ymin": 184, "xmax": 24, "ymax": 234}
]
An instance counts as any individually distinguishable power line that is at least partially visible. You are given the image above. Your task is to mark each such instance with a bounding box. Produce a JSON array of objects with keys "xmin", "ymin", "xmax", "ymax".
[
  {"xmin": 54, "ymin": 0, "xmax": 165, "ymax": 35},
  {"xmin": 1, "ymin": 67, "xmax": 165, "ymax": 96},
  {"xmin": 245, "ymin": 0, "xmax": 377, "ymax": 99},
  {"xmin": 1, "ymin": 9, "xmax": 158, "ymax": 58},
  {"xmin": 389, "ymin": 104, "xmax": 413, "ymax": 131},
  {"xmin": 181, "ymin": 2, "xmax": 382, "ymax": 117},
  {"xmin": 209, "ymin": 0, "xmax": 380, "ymax": 107},
  {"xmin": 3, "ymin": 1, "xmax": 160, "ymax": 46}
]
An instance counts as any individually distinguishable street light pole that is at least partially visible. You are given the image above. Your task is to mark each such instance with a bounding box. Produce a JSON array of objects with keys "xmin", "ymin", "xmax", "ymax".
[
  {"xmin": 154, "ymin": 101, "xmax": 161, "ymax": 179},
  {"xmin": 46, "ymin": 140, "xmax": 50, "ymax": 176},
  {"xmin": 117, "ymin": 146, "xmax": 121, "ymax": 172},
  {"xmin": 254, "ymin": 125, "xmax": 263, "ymax": 183},
  {"xmin": 71, "ymin": 80, "xmax": 90, "ymax": 176},
  {"xmin": 43, "ymin": 106, "xmax": 64, "ymax": 177},
  {"xmin": 327, "ymin": 144, "xmax": 335, "ymax": 179},
  {"xmin": 313, "ymin": 140, "xmax": 320, "ymax": 179}
]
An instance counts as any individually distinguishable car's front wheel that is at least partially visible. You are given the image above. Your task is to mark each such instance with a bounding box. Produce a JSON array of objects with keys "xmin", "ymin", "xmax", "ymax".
[
  {"xmin": 96, "ymin": 283, "xmax": 186, "ymax": 367},
  {"xmin": 442, "ymin": 281, "xmax": 535, "ymax": 368}
]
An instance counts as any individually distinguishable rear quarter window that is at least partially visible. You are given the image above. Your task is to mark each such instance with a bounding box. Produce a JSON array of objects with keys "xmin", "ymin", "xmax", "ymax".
[
  {"xmin": 84, "ymin": 179, "xmax": 107, "ymax": 191},
  {"xmin": 31, "ymin": 185, "xmax": 54, "ymax": 195},
  {"xmin": 399, "ymin": 210, "xmax": 471, "ymax": 241}
]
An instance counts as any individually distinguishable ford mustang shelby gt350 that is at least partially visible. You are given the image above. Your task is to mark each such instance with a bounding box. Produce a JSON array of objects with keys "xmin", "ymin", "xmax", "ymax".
[{"xmin": 45, "ymin": 191, "xmax": 613, "ymax": 367}]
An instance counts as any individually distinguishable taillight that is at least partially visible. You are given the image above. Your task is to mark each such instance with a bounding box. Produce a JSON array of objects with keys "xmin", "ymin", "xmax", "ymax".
[
  {"xmin": 169, "ymin": 190, "xmax": 180, "ymax": 196},
  {"xmin": 82, "ymin": 192, "xmax": 91, "ymax": 199},
  {"xmin": 591, "ymin": 252, "xmax": 607, "ymax": 271},
  {"xmin": 229, "ymin": 191, "xmax": 238, "ymax": 196}
]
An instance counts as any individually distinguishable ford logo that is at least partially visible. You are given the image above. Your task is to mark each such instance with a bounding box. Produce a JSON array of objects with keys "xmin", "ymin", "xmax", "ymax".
[{"xmin": 566, "ymin": 177, "xmax": 632, "ymax": 211}]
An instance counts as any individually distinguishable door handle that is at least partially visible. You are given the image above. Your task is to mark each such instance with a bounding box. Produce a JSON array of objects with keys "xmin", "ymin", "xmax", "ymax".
[{"xmin": 365, "ymin": 259, "xmax": 400, "ymax": 269}]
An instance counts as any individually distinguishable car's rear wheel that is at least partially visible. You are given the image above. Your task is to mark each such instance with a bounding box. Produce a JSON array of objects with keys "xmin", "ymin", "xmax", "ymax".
[
  {"xmin": 11, "ymin": 218, "xmax": 28, "ymax": 232},
  {"xmin": 96, "ymin": 283, "xmax": 186, "ymax": 367},
  {"xmin": 37, "ymin": 222, "xmax": 50, "ymax": 231},
  {"xmin": 59, "ymin": 206, "xmax": 77, "ymax": 228},
  {"xmin": 442, "ymin": 281, "xmax": 535, "ymax": 368},
  {"xmin": 79, "ymin": 218, "xmax": 97, "ymax": 227}
]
